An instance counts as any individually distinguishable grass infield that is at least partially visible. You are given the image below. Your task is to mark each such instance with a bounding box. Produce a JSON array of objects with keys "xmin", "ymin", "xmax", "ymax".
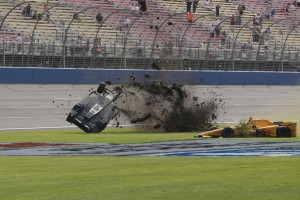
[
  {"xmin": 0, "ymin": 157, "xmax": 300, "ymax": 200},
  {"xmin": 1, "ymin": 128, "xmax": 300, "ymax": 200},
  {"xmin": 0, "ymin": 128, "xmax": 299, "ymax": 144}
]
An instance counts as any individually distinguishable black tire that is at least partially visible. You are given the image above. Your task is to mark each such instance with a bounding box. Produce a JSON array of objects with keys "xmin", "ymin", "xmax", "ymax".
[
  {"xmin": 66, "ymin": 114, "xmax": 74, "ymax": 123},
  {"xmin": 221, "ymin": 127, "xmax": 235, "ymax": 138},
  {"xmin": 276, "ymin": 126, "xmax": 291, "ymax": 137},
  {"xmin": 95, "ymin": 120, "xmax": 107, "ymax": 132},
  {"xmin": 255, "ymin": 130, "xmax": 264, "ymax": 137},
  {"xmin": 97, "ymin": 82, "xmax": 106, "ymax": 94}
]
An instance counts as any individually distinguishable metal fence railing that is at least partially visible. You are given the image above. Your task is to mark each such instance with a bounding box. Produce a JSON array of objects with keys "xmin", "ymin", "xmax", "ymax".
[
  {"xmin": 1, "ymin": 39, "xmax": 300, "ymax": 71},
  {"xmin": 1, "ymin": 1, "xmax": 300, "ymax": 72}
]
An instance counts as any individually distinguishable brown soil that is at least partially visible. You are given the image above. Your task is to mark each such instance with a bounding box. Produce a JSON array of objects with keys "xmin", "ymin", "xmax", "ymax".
[{"xmin": 113, "ymin": 77, "xmax": 226, "ymax": 132}]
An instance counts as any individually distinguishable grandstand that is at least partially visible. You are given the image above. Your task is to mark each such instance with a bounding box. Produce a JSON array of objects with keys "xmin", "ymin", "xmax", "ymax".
[{"xmin": 0, "ymin": 0, "xmax": 299, "ymax": 71}]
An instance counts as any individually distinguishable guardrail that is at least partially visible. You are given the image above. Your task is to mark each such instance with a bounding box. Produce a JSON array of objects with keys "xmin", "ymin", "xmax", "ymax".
[{"xmin": 1, "ymin": 67, "xmax": 300, "ymax": 85}]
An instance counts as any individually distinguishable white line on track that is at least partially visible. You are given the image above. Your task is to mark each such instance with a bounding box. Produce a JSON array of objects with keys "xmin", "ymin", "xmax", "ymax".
[
  {"xmin": 0, "ymin": 116, "xmax": 65, "ymax": 119},
  {"xmin": 0, "ymin": 126, "xmax": 76, "ymax": 131},
  {"xmin": 0, "ymin": 106, "xmax": 68, "ymax": 109},
  {"xmin": 54, "ymin": 98, "xmax": 81, "ymax": 100},
  {"xmin": 0, "ymin": 124, "xmax": 134, "ymax": 131}
]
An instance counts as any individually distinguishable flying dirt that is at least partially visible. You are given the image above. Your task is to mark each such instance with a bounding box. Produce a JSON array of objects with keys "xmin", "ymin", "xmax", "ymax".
[
  {"xmin": 66, "ymin": 73, "xmax": 226, "ymax": 133},
  {"xmin": 113, "ymin": 73, "xmax": 226, "ymax": 132},
  {"xmin": 115, "ymin": 82, "xmax": 225, "ymax": 132}
]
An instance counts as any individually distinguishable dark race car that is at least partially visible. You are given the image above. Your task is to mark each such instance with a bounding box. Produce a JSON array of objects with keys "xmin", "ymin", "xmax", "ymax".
[{"xmin": 66, "ymin": 82, "xmax": 122, "ymax": 133}]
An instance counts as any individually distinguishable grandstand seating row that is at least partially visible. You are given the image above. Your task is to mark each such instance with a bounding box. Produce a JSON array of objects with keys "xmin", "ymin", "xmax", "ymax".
[{"xmin": 1, "ymin": 0, "xmax": 300, "ymax": 54}]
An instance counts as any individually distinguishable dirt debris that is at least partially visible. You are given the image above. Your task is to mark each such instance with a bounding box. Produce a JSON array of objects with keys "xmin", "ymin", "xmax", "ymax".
[
  {"xmin": 114, "ymin": 81, "xmax": 226, "ymax": 132},
  {"xmin": 60, "ymin": 75, "xmax": 226, "ymax": 133}
]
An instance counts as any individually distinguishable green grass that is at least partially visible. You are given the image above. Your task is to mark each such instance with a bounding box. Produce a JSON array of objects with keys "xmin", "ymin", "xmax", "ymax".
[
  {"xmin": 0, "ymin": 128, "xmax": 299, "ymax": 144},
  {"xmin": 0, "ymin": 156, "xmax": 300, "ymax": 200},
  {"xmin": 0, "ymin": 128, "xmax": 198, "ymax": 144},
  {"xmin": 1, "ymin": 129, "xmax": 300, "ymax": 200}
]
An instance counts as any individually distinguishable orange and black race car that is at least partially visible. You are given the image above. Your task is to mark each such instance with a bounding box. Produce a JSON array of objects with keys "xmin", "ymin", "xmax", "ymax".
[{"xmin": 194, "ymin": 117, "xmax": 297, "ymax": 138}]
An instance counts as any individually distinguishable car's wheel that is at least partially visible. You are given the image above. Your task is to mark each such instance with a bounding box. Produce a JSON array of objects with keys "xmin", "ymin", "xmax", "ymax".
[
  {"xmin": 95, "ymin": 120, "xmax": 107, "ymax": 132},
  {"xmin": 276, "ymin": 126, "xmax": 291, "ymax": 137},
  {"xmin": 97, "ymin": 82, "xmax": 106, "ymax": 94},
  {"xmin": 255, "ymin": 130, "xmax": 264, "ymax": 137},
  {"xmin": 66, "ymin": 114, "xmax": 74, "ymax": 123},
  {"xmin": 221, "ymin": 127, "xmax": 234, "ymax": 138}
]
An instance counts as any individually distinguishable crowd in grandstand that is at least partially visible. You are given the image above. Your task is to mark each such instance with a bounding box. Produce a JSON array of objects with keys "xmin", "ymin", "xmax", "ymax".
[{"xmin": 1, "ymin": 0, "xmax": 300, "ymax": 59}]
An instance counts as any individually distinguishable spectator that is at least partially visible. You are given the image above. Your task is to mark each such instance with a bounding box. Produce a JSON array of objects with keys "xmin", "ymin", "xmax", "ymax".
[
  {"xmin": 221, "ymin": 31, "xmax": 227, "ymax": 46},
  {"xmin": 213, "ymin": 18, "xmax": 221, "ymax": 37},
  {"xmin": 242, "ymin": 4, "xmax": 246, "ymax": 11},
  {"xmin": 32, "ymin": 10, "xmax": 37, "ymax": 20},
  {"xmin": 204, "ymin": 0, "xmax": 212, "ymax": 11},
  {"xmin": 236, "ymin": 14, "xmax": 241, "ymax": 25},
  {"xmin": 270, "ymin": 8, "xmax": 276, "ymax": 18},
  {"xmin": 192, "ymin": 0, "xmax": 199, "ymax": 13},
  {"xmin": 84, "ymin": 39, "xmax": 90, "ymax": 56},
  {"xmin": 210, "ymin": 25, "xmax": 215, "ymax": 38},
  {"xmin": 241, "ymin": 43, "xmax": 247, "ymax": 52},
  {"xmin": 252, "ymin": 26, "xmax": 261, "ymax": 42},
  {"xmin": 264, "ymin": 7, "xmax": 270, "ymax": 19},
  {"xmin": 167, "ymin": 21, "xmax": 174, "ymax": 26},
  {"xmin": 15, "ymin": 33, "xmax": 23, "ymax": 53},
  {"xmin": 230, "ymin": 15, "xmax": 235, "ymax": 25},
  {"xmin": 186, "ymin": 0, "xmax": 192, "ymax": 12},
  {"xmin": 255, "ymin": 13, "xmax": 262, "ymax": 26},
  {"xmin": 73, "ymin": 12, "xmax": 81, "ymax": 23},
  {"xmin": 96, "ymin": 12, "xmax": 103, "ymax": 23},
  {"xmin": 22, "ymin": 7, "xmax": 26, "ymax": 16},
  {"xmin": 264, "ymin": 27, "xmax": 271, "ymax": 39},
  {"xmin": 124, "ymin": 17, "xmax": 131, "ymax": 29},
  {"xmin": 75, "ymin": 36, "xmax": 83, "ymax": 55},
  {"xmin": 285, "ymin": 3, "xmax": 291, "ymax": 14},
  {"xmin": 297, "ymin": 0, "xmax": 300, "ymax": 7},
  {"xmin": 279, "ymin": 6, "xmax": 285, "ymax": 13},
  {"xmin": 290, "ymin": 3, "xmax": 295, "ymax": 10},
  {"xmin": 239, "ymin": 5, "xmax": 244, "ymax": 15},
  {"xmin": 150, "ymin": 17, "xmax": 160, "ymax": 30},
  {"xmin": 246, "ymin": 40, "xmax": 253, "ymax": 51},
  {"xmin": 70, "ymin": 39, "xmax": 75, "ymax": 56},
  {"xmin": 64, "ymin": 38, "xmax": 69, "ymax": 56},
  {"xmin": 43, "ymin": 0, "xmax": 49, "ymax": 12},
  {"xmin": 130, "ymin": 3, "xmax": 140, "ymax": 12},
  {"xmin": 252, "ymin": 15, "xmax": 256, "ymax": 26},
  {"xmin": 216, "ymin": 4, "xmax": 221, "ymax": 17},
  {"xmin": 186, "ymin": 12, "xmax": 194, "ymax": 24},
  {"xmin": 138, "ymin": 0, "xmax": 147, "ymax": 12},
  {"xmin": 25, "ymin": 3, "xmax": 31, "ymax": 17},
  {"xmin": 37, "ymin": 12, "xmax": 42, "ymax": 20},
  {"xmin": 264, "ymin": 38, "xmax": 269, "ymax": 50},
  {"xmin": 45, "ymin": 12, "xmax": 51, "ymax": 22}
]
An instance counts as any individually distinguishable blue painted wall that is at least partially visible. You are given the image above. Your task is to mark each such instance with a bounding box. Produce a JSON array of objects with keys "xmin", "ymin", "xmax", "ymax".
[{"xmin": 1, "ymin": 67, "xmax": 300, "ymax": 85}]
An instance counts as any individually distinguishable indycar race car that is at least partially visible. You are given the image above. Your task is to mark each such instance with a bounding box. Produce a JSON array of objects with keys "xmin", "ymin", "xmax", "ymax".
[
  {"xmin": 66, "ymin": 82, "xmax": 122, "ymax": 133},
  {"xmin": 194, "ymin": 117, "xmax": 297, "ymax": 138}
]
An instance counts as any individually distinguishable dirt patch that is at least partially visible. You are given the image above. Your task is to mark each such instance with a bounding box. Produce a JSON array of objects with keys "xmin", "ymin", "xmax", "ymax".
[{"xmin": 114, "ymin": 79, "xmax": 226, "ymax": 132}]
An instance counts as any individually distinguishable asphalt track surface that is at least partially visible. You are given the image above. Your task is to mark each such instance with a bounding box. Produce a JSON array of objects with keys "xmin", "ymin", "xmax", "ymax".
[{"xmin": 0, "ymin": 84, "xmax": 300, "ymax": 156}]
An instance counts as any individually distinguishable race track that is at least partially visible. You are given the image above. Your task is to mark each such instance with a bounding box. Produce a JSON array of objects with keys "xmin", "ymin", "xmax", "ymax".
[
  {"xmin": 0, "ymin": 84, "xmax": 299, "ymax": 157},
  {"xmin": 0, "ymin": 84, "xmax": 299, "ymax": 131}
]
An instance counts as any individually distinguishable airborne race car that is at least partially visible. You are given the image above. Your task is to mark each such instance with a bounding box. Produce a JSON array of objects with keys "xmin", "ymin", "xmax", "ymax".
[
  {"xmin": 66, "ymin": 82, "xmax": 122, "ymax": 133},
  {"xmin": 195, "ymin": 117, "xmax": 297, "ymax": 138}
]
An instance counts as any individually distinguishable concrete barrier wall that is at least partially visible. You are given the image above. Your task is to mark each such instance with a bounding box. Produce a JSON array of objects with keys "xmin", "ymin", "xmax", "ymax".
[{"xmin": 1, "ymin": 67, "xmax": 300, "ymax": 85}]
